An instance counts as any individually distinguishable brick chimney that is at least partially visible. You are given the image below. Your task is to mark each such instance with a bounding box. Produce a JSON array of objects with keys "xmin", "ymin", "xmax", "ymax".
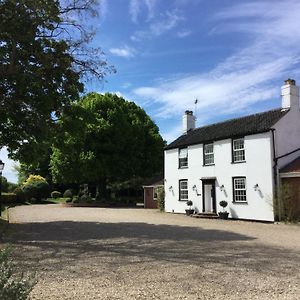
[
  {"xmin": 281, "ymin": 79, "xmax": 299, "ymax": 110},
  {"xmin": 182, "ymin": 110, "xmax": 196, "ymax": 134}
]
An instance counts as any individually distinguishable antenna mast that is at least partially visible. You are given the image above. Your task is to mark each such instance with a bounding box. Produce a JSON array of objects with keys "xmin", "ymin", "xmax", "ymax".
[{"xmin": 194, "ymin": 98, "xmax": 198, "ymax": 122}]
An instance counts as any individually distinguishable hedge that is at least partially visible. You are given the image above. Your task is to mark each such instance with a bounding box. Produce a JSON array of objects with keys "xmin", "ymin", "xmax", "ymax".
[{"xmin": 1, "ymin": 193, "xmax": 17, "ymax": 204}]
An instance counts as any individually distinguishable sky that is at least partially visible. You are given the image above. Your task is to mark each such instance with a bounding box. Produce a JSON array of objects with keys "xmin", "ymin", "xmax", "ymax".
[{"xmin": 2, "ymin": 0, "xmax": 300, "ymax": 183}]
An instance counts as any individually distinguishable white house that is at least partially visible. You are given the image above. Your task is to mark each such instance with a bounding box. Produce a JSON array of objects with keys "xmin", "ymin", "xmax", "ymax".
[{"xmin": 164, "ymin": 79, "xmax": 300, "ymax": 222}]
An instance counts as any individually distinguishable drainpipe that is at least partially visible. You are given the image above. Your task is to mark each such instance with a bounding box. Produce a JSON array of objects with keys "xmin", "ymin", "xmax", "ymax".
[{"xmin": 271, "ymin": 129, "xmax": 281, "ymax": 221}]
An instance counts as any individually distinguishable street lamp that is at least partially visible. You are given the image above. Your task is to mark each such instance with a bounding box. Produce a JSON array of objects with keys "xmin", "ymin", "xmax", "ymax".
[{"xmin": 0, "ymin": 160, "xmax": 5, "ymax": 214}]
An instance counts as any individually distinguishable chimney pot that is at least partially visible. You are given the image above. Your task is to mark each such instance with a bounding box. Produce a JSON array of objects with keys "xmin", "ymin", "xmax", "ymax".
[
  {"xmin": 284, "ymin": 78, "xmax": 296, "ymax": 85},
  {"xmin": 182, "ymin": 110, "xmax": 196, "ymax": 134},
  {"xmin": 185, "ymin": 110, "xmax": 193, "ymax": 115},
  {"xmin": 281, "ymin": 78, "xmax": 299, "ymax": 110}
]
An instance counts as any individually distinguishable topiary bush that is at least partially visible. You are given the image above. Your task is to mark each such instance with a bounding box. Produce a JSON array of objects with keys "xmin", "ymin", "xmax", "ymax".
[
  {"xmin": 186, "ymin": 200, "xmax": 193, "ymax": 208},
  {"xmin": 21, "ymin": 175, "xmax": 50, "ymax": 201},
  {"xmin": 219, "ymin": 200, "xmax": 228, "ymax": 211},
  {"xmin": 63, "ymin": 189, "xmax": 73, "ymax": 199},
  {"xmin": 14, "ymin": 188, "xmax": 26, "ymax": 203},
  {"xmin": 51, "ymin": 191, "xmax": 62, "ymax": 199},
  {"xmin": 0, "ymin": 247, "xmax": 36, "ymax": 300}
]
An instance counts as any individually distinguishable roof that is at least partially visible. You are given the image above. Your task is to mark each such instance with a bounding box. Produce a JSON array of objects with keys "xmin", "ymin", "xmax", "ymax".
[
  {"xmin": 280, "ymin": 156, "xmax": 300, "ymax": 173},
  {"xmin": 143, "ymin": 174, "xmax": 164, "ymax": 187},
  {"xmin": 165, "ymin": 108, "xmax": 288, "ymax": 150}
]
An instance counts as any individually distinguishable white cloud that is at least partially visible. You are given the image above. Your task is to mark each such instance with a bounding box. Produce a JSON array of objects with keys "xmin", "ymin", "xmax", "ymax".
[
  {"xmin": 144, "ymin": 0, "xmax": 157, "ymax": 20},
  {"xmin": 129, "ymin": 0, "xmax": 140, "ymax": 23},
  {"xmin": 121, "ymin": 82, "xmax": 132, "ymax": 89},
  {"xmin": 109, "ymin": 45, "xmax": 136, "ymax": 58},
  {"xmin": 131, "ymin": 10, "xmax": 184, "ymax": 41},
  {"xmin": 129, "ymin": 0, "xmax": 157, "ymax": 23},
  {"xmin": 161, "ymin": 124, "xmax": 182, "ymax": 143},
  {"xmin": 132, "ymin": 1, "xmax": 300, "ymax": 122},
  {"xmin": 177, "ymin": 29, "xmax": 192, "ymax": 38}
]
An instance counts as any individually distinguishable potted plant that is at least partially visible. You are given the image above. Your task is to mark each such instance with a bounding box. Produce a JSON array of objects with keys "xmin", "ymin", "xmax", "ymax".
[
  {"xmin": 218, "ymin": 200, "xmax": 229, "ymax": 219},
  {"xmin": 185, "ymin": 200, "xmax": 194, "ymax": 216}
]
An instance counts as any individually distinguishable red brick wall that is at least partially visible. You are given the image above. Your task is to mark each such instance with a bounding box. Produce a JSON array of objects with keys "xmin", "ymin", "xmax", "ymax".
[{"xmin": 281, "ymin": 177, "xmax": 300, "ymax": 219}]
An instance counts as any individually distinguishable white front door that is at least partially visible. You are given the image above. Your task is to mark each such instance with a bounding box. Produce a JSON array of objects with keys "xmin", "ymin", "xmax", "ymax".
[{"xmin": 204, "ymin": 184, "xmax": 213, "ymax": 212}]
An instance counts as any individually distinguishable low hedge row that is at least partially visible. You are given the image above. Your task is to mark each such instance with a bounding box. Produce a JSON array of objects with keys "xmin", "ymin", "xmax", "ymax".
[{"xmin": 1, "ymin": 193, "xmax": 18, "ymax": 204}]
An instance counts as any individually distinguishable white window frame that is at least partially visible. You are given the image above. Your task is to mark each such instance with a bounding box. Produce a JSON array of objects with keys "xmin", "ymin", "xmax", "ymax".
[
  {"xmin": 179, "ymin": 179, "xmax": 188, "ymax": 201},
  {"xmin": 233, "ymin": 177, "xmax": 247, "ymax": 202},
  {"xmin": 204, "ymin": 143, "xmax": 214, "ymax": 165},
  {"xmin": 179, "ymin": 148, "xmax": 188, "ymax": 168},
  {"xmin": 232, "ymin": 138, "xmax": 245, "ymax": 162}
]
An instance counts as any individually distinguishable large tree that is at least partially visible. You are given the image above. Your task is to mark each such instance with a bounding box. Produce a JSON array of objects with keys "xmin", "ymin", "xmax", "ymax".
[
  {"xmin": 50, "ymin": 93, "xmax": 165, "ymax": 197},
  {"xmin": 0, "ymin": 0, "xmax": 113, "ymax": 161}
]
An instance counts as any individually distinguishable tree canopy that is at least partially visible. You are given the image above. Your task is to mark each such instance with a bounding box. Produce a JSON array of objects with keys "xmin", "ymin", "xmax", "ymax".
[
  {"xmin": 50, "ymin": 93, "xmax": 165, "ymax": 196},
  {"xmin": 0, "ymin": 0, "xmax": 113, "ymax": 159}
]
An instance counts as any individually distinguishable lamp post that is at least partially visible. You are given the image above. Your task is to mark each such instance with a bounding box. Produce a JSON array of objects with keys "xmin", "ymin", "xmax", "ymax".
[{"xmin": 0, "ymin": 160, "xmax": 5, "ymax": 214}]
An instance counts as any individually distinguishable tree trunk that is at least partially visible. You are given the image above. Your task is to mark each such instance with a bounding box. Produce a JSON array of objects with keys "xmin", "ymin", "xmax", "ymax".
[{"xmin": 99, "ymin": 177, "xmax": 107, "ymax": 200}]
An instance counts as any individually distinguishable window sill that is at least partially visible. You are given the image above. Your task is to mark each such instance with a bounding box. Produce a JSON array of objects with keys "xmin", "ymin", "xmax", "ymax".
[
  {"xmin": 231, "ymin": 160, "xmax": 246, "ymax": 164},
  {"xmin": 232, "ymin": 201, "xmax": 248, "ymax": 204},
  {"xmin": 178, "ymin": 166, "xmax": 188, "ymax": 169},
  {"xmin": 202, "ymin": 164, "xmax": 215, "ymax": 167},
  {"xmin": 178, "ymin": 199, "xmax": 188, "ymax": 202}
]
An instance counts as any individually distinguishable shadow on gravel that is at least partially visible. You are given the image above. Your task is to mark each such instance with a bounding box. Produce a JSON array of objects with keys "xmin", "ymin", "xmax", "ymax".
[{"xmin": 5, "ymin": 221, "xmax": 300, "ymax": 278}]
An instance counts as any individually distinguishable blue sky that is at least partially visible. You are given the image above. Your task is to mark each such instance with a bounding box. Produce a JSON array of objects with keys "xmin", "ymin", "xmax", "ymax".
[{"xmin": 2, "ymin": 0, "xmax": 300, "ymax": 183}]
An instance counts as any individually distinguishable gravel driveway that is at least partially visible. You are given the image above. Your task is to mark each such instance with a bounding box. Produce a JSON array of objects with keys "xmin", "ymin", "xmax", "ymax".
[{"xmin": 5, "ymin": 204, "xmax": 300, "ymax": 299}]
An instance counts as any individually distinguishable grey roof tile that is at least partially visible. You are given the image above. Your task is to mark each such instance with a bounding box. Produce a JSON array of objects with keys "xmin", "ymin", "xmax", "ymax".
[{"xmin": 165, "ymin": 108, "xmax": 288, "ymax": 150}]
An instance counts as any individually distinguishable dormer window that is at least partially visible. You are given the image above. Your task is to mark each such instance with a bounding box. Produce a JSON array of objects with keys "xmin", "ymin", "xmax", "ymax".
[
  {"xmin": 204, "ymin": 143, "xmax": 214, "ymax": 165},
  {"xmin": 232, "ymin": 138, "xmax": 245, "ymax": 163},
  {"xmin": 179, "ymin": 148, "xmax": 188, "ymax": 168}
]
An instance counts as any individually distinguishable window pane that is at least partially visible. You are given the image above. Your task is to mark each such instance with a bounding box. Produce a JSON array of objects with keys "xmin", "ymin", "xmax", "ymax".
[
  {"xmin": 205, "ymin": 154, "xmax": 214, "ymax": 165},
  {"xmin": 179, "ymin": 148, "xmax": 188, "ymax": 167},
  {"xmin": 179, "ymin": 157, "xmax": 188, "ymax": 168},
  {"xmin": 233, "ymin": 139, "xmax": 245, "ymax": 162},
  {"xmin": 180, "ymin": 181, "xmax": 187, "ymax": 189},
  {"xmin": 179, "ymin": 148, "xmax": 187, "ymax": 158},
  {"xmin": 233, "ymin": 139, "xmax": 244, "ymax": 150},
  {"xmin": 179, "ymin": 180, "xmax": 188, "ymax": 200},
  {"xmin": 234, "ymin": 178, "xmax": 247, "ymax": 202},
  {"xmin": 204, "ymin": 143, "xmax": 214, "ymax": 165},
  {"xmin": 204, "ymin": 143, "xmax": 213, "ymax": 154}
]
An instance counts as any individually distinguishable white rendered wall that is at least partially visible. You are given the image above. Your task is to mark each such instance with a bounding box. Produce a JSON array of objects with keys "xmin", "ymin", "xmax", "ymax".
[
  {"xmin": 273, "ymin": 108, "xmax": 300, "ymax": 169},
  {"xmin": 164, "ymin": 132, "xmax": 275, "ymax": 221}
]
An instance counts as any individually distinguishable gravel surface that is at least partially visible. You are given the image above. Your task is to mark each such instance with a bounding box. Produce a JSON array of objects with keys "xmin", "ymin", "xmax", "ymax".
[{"xmin": 4, "ymin": 204, "xmax": 300, "ymax": 300}]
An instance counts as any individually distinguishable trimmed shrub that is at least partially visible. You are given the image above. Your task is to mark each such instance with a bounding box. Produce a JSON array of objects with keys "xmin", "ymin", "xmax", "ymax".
[
  {"xmin": 156, "ymin": 187, "xmax": 165, "ymax": 212},
  {"xmin": 72, "ymin": 196, "xmax": 79, "ymax": 204},
  {"xmin": 63, "ymin": 189, "xmax": 73, "ymax": 198},
  {"xmin": 186, "ymin": 200, "xmax": 193, "ymax": 207},
  {"xmin": 1, "ymin": 193, "xmax": 17, "ymax": 204},
  {"xmin": 51, "ymin": 191, "xmax": 62, "ymax": 199},
  {"xmin": 0, "ymin": 247, "xmax": 36, "ymax": 300},
  {"xmin": 14, "ymin": 188, "xmax": 26, "ymax": 203},
  {"xmin": 80, "ymin": 194, "xmax": 93, "ymax": 203},
  {"xmin": 219, "ymin": 200, "xmax": 228, "ymax": 209},
  {"xmin": 21, "ymin": 175, "xmax": 50, "ymax": 201}
]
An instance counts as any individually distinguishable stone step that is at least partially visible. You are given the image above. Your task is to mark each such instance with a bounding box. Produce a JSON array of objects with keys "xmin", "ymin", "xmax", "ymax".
[{"xmin": 192, "ymin": 212, "xmax": 219, "ymax": 219}]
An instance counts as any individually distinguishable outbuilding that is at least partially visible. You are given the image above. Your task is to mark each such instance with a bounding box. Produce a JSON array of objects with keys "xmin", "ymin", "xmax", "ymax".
[{"xmin": 143, "ymin": 175, "xmax": 164, "ymax": 209}]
